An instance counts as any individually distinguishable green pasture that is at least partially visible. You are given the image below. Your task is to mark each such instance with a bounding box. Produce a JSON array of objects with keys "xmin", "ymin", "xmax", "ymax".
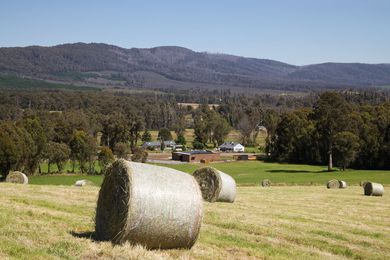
[{"xmin": 30, "ymin": 161, "xmax": 390, "ymax": 186}]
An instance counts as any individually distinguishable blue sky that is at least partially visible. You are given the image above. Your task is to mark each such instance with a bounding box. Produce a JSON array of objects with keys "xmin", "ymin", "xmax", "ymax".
[{"xmin": 0, "ymin": 0, "xmax": 389, "ymax": 65}]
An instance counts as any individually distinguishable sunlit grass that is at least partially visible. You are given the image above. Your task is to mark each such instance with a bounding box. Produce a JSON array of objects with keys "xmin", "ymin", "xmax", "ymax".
[
  {"xmin": 32, "ymin": 160, "xmax": 390, "ymax": 186},
  {"xmin": 0, "ymin": 184, "xmax": 389, "ymax": 259}
]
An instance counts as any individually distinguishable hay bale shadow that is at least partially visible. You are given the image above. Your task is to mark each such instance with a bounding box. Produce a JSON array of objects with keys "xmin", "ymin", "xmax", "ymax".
[{"xmin": 70, "ymin": 231, "xmax": 100, "ymax": 241}]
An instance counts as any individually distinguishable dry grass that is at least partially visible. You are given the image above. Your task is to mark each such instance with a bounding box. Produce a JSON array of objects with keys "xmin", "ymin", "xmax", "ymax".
[{"xmin": 0, "ymin": 184, "xmax": 389, "ymax": 259}]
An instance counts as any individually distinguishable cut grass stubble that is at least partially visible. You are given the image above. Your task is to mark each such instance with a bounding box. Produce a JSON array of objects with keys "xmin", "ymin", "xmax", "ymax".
[{"xmin": 0, "ymin": 184, "xmax": 389, "ymax": 259}]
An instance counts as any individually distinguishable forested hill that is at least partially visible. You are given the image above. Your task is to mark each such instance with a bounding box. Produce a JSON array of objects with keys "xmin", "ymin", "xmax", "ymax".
[{"xmin": 1, "ymin": 43, "xmax": 390, "ymax": 90}]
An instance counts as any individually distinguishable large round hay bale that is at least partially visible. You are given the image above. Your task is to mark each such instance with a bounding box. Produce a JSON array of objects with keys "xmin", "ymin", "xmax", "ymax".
[
  {"xmin": 5, "ymin": 171, "xmax": 28, "ymax": 184},
  {"xmin": 326, "ymin": 179, "xmax": 340, "ymax": 189},
  {"xmin": 261, "ymin": 179, "xmax": 271, "ymax": 187},
  {"xmin": 338, "ymin": 180, "xmax": 347, "ymax": 189},
  {"xmin": 95, "ymin": 159, "xmax": 203, "ymax": 249},
  {"xmin": 364, "ymin": 182, "xmax": 384, "ymax": 196},
  {"xmin": 193, "ymin": 167, "xmax": 236, "ymax": 203}
]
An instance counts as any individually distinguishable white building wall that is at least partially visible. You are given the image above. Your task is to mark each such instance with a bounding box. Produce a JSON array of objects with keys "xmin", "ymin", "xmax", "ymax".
[{"xmin": 233, "ymin": 144, "xmax": 245, "ymax": 152}]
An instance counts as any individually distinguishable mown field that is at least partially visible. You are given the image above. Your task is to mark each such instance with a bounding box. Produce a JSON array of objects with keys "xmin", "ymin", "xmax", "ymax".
[
  {"xmin": 30, "ymin": 161, "xmax": 390, "ymax": 186},
  {"xmin": 0, "ymin": 184, "xmax": 389, "ymax": 259}
]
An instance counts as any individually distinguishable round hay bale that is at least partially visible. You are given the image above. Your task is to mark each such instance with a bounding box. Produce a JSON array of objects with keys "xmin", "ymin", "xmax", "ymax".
[
  {"xmin": 261, "ymin": 179, "xmax": 271, "ymax": 187},
  {"xmin": 95, "ymin": 159, "xmax": 203, "ymax": 249},
  {"xmin": 338, "ymin": 180, "xmax": 347, "ymax": 189},
  {"xmin": 74, "ymin": 179, "xmax": 93, "ymax": 187},
  {"xmin": 326, "ymin": 179, "xmax": 340, "ymax": 189},
  {"xmin": 5, "ymin": 171, "xmax": 28, "ymax": 184},
  {"xmin": 364, "ymin": 182, "xmax": 384, "ymax": 196},
  {"xmin": 193, "ymin": 167, "xmax": 236, "ymax": 203}
]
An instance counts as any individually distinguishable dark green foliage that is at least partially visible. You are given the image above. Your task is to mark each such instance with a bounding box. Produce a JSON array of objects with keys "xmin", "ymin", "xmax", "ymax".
[
  {"xmin": 333, "ymin": 132, "xmax": 360, "ymax": 170},
  {"xmin": 43, "ymin": 142, "xmax": 70, "ymax": 173},
  {"xmin": 100, "ymin": 112, "xmax": 129, "ymax": 150},
  {"xmin": 213, "ymin": 116, "xmax": 231, "ymax": 146},
  {"xmin": 312, "ymin": 92, "xmax": 354, "ymax": 170},
  {"xmin": 271, "ymin": 110, "xmax": 316, "ymax": 163},
  {"xmin": 0, "ymin": 85, "xmax": 389, "ymax": 176},
  {"xmin": 141, "ymin": 130, "xmax": 152, "ymax": 142},
  {"xmin": 172, "ymin": 113, "xmax": 186, "ymax": 136},
  {"xmin": 20, "ymin": 117, "xmax": 47, "ymax": 174},
  {"xmin": 269, "ymin": 92, "xmax": 390, "ymax": 170},
  {"xmin": 98, "ymin": 146, "xmax": 114, "ymax": 174},
  {"xmin": 129, "ymin": 117, "xmax": 144, "ymax": 150},
  {"xmin": 176, "ymin": 134, "xmax": 187, "ymax": 146},
  {"xmin": 0, "ymin": 122, "xmax": 34, "ymax": 178},
  {"xmin": 192, "ymin": 141, "xmax": 204, "ymax": 150},
  {"xmin": 69, "ymin": 130, "xmax": 97, "ymax": 174},
  {"xmin": 193, "ymin": 104, "xmax": 231, "ymax": 146},
  {"xmin": 158, "ymin": 128, "xmax": 172, "ymax": 141}
]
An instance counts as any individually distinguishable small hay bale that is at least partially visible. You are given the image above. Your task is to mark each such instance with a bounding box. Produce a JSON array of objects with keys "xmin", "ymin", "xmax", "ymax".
[
  {"xmin": 95, "ymin": 159, "xmax": 203, "ymax": 249},
  {"xmin": 326, "ymin": 179, "xmax": 340, "ymax": 189},
  {"xmin": 74, "ymin": 179, "xmax": 88, "ymax": 186},
  {"xmin": 5, "ymin": 171, "xmax": 28, "ymax": 184},
  {"xmin": 364, "ymin": 182, "xmax": 384, "ymax": 196},
  {"xmin": 193, "ymin": 167, "xmax": 236, "ymax": 203},
  {"xmin": 338, "ymin": 180, "xmax": 347, "ymax": 189},
  {"xmin": 261, "ymin": 179, "xmax": 271, "ymax": 187}
]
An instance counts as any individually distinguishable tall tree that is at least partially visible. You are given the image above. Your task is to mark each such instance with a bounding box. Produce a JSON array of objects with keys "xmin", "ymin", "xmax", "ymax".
[
  {"xmin": 212, "ymin": 116, "xmax": 231, "ymax": 147},
  {"xmin": 129, "ymin": 117, "xmax": 144, "ymax": 151},
  {"xmin": 271, "ymin": 110, "xmax": 316, "ymax": 163},
  {"xmin": 114, "ymin": 142, "xmax": 129, "ymax": 159},
  {"xmin": 263, "ymin": 109, "xmax": 280, "ymax": 155},
  {"xmin": 141, "ymin": 130, "xmax": 152, "ymax": 142},
  {"xmin": 43, "ymin": 142, "xmax": 70, "ymax": 173},
  {"xmin": 100, "ymin": 112, "xmax": 129, "ymax": 150},
  {"xmin": 237, "ymin": 115, "xmax": 253, "ymax": 146},
  {"xmin": 0, "ymin": 122, "xmax": 32, "ymax": 178},
  {"xmin": 312, "ymin": 92, "xmax": 352, "ymax": 171},
  {"xmin": 69, "ymin": 130, "xmax": 96, "ymax": 174},
  {"xmin": 20, "ymin": 117, "xmax": 47, "ymax": 174},
  {"xmin": 333, "ymin": 131, "xmax": 360, "ymax": 170},
  {"xmin": 98, "ymin": 146, "xmax": 114, "ymax": 174},
  {"xmin": 158, "ymin": 128, "xmax": 173, "ymax": 141}
]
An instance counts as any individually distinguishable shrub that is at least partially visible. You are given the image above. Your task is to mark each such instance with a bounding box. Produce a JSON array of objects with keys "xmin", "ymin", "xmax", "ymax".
[
  {"xmin": 192, "ymin": 141, "xmax": 204, "ymax": 149},
  {"xmin": 131, "ymin": 148, "xmax": 148, "ymax": 163}
]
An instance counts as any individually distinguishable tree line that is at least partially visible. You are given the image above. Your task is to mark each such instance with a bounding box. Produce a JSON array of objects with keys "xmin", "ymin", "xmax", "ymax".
[
  {"xmin": 268, "ymin": 92, "xmax": 390, "ymax": 170},
  {"xmin": 1, "ymin": 88, "xmax": 389, "ymax": 179}
]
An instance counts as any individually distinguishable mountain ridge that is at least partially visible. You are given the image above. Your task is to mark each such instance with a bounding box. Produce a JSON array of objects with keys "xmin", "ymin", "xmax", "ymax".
[{"xmin": 1, "ymin": 42, "xmax": 389, "ymax": 90}]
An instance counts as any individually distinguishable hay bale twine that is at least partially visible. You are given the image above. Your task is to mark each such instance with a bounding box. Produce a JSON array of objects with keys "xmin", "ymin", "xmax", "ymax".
[
  {"xmin": 95, "ymin": 159, "xmax": 203, "ymax": 249},
  {"xmin": 193, "ymin": 167, "xmax": 236, "ymax": 203},
  {"xmin": 338, "ymin": 180, "xmax": 347, "ymax": 189},
  {"xmin": 364, "ymin": 182, "xmax": 384, "ymax": 196},
  {"xmin": 326, "ymin": 179, "xmax": 340, "ymax": 189},
  {"xmin": 261, "ymin": 179, "xmax": 271, "ymax": 187},
  {"xmin": 5, "ymin": 171, "xmax": 28, "ymax": 184}
]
